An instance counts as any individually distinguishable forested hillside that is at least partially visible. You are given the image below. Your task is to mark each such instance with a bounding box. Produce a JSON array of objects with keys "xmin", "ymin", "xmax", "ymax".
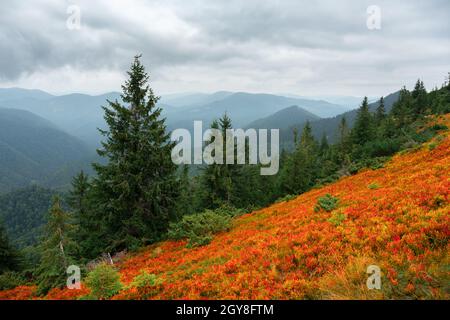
[
  {"xmin": 280, "ymin": 91, "xmax": 401, "ymax": 147},
  {"xmin": 0, "ymin": 109, "xmax": 94, "ymax": 193},
  {"xmin": 0, "ymin": 186, "xmax": 56, "ymax": 248}
]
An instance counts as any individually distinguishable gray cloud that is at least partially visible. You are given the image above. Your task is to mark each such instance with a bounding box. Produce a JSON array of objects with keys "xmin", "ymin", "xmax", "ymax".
[{"xmin": 0, "ymin": 0, "xmax": 449, "ymax": 96}]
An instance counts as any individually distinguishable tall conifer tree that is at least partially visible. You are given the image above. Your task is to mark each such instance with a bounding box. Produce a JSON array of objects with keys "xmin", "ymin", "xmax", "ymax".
[
  {"xmin": 93, "ymin": 55, "xmax": 178, "ymax": 250},
  {"xmin": 351, "ymin": 97, "xmax": 374, "ymax": 146}
]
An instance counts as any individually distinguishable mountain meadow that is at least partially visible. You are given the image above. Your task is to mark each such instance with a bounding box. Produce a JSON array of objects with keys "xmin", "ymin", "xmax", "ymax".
[{"xmin": 0, "ymin": 57, "xmax": 449, "ymax": 300}]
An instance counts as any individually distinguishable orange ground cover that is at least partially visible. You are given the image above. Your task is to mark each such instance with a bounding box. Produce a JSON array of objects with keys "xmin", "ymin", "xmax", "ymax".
[{"xmin": 1, "ymin": 115, "xmax": 448, "ymax": 300}]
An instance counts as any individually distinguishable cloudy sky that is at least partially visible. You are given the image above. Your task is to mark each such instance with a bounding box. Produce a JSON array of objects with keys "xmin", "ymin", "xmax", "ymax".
[{"xmin": 0, "ymin": 0, "xmax": 449, "ymax": 96}]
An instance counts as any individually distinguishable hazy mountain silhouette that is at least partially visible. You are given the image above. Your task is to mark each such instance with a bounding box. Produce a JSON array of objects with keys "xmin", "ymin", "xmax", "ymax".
[
  {"xmin": 246, "ymin": 105, "xmax": 320, "ymax": 129},
  {"xmin": 0, "ymin": 108, "xmax": 94, "ymax": 193}
]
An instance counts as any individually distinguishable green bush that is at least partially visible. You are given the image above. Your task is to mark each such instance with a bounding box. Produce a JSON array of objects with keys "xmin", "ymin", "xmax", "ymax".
[
  {"xmin": 130, "ymin": 271, "xmax": 163, "ymax": 299},
  {"xmin": 314, "ymin": 194, "xmax": 339, "ymax": 212},
  {"xmin": 362, "ymin": 138, "xmax": 402, "ymax": 157},
  {"xmin": 168, "ymin": 210, "xmax": 231, "ymax": 247},
  {"xmin": 85, "ymin": 263, "xmax": 122, "ymax": 299},
  {"xmin": 0, "ymin": 271, "xmax": 26, "ymax": 290}
]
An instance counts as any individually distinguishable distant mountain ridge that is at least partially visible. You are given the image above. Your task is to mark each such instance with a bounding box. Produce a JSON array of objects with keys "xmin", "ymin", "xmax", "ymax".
[
  {"xmin": 0, "ymin": 88, "xmax": 350, "ymax": 147},
  {"xmin": 0, "ymin": 91, "xmax": 122, "ymax": 148},
  {"xmin": 0, "ymin": 87, "xmax": 54, "ymax": 101},
  {"xmin": 165, "ymin": 92, "xmax": 348, "ymax": 132}
]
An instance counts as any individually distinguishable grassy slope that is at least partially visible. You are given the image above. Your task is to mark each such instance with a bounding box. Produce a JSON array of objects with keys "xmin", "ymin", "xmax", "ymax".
[{"xmin": 1, "ymin": 115, "xmax": 449, "ymax": 300}]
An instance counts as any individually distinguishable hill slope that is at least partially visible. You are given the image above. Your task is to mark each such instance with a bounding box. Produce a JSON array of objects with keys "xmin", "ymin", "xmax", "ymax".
[
  {"xmin": 246, "ymin": 105, "xmax": 320, "ymax": 129},
  {"xmin": 115, "ymin": 117, "xmax": 449, "ymax": 300},
  {"xmin": 0, "ymin": 108, "xmax": 93, "ymax": 193},
  {"xmin": 1, "ymin": 115, "xmax": 448, "ymax": 300}
]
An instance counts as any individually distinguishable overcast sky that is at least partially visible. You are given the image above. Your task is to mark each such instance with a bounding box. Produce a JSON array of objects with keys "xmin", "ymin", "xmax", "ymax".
[{"xmin": 0, "ymin": 0, "xmax": 449, "ymax": 96}]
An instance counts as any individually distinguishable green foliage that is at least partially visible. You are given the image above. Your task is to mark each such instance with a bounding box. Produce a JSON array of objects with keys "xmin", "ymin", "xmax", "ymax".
[
  {"xmin": 0, "ymin": 222, "xmax": 20, "ymax": 273},
  {"xmin": 275, "ymin": 194, "xmax": 298, "ymax": 203},
  {"xmin": 375, "ymin": 96, "xmax": 386, "ymax": 125},
  {"xmin": 348, "ymin": 157, "xmax": 390, "ymax": 174},
  {"xmin": 360, "ymin": 138, "xmax": 402, "ymax": 158},
  {"xmin": 280, "ymin": 121, "xmax": 319, "ymax": 195},
  {"xmin": 199, "ymin": 115, "xmax": 237, "ymax": 208},
  {"xmin": 351, "ymin": 97, "xmax": 375, "ymax": 146},
  {"xmin": 130, "ymin": 271, "xmax": 163, "ymax": 299},
  {"xmin": 0, "ymin": 185, "xmax": 56, "ymax": 248},
  {"xmin": 85, "ymin": 263, "xmax": 123, "ymax": 300},
  {"xmin": 35, "ymin": 196, "xmax": 77, "ymax": 295},
  {"xmin": 428, "ymin": 142, "xmax": 437, "ymax": 151},
  {"xmin": 327, "ymin": 211, "xmax": 346, "ymax": 226},
  {"xmin": 67, "ymin": 171, "xmax": 104, "ymax": 260},
  {"xmin": 92, "ymin": 55, "xmax": 179, "ymax": 250},
  {"xmin": 168, "ymin": 209, "xmax": 232, "ymax": 247},
  {"xmin": 0, "ymin": 271, "xmax": 26, "ymax": 290},
  {"xmin": 314, "ymin": 194, "xmax": 339, "ymax": 212},
  {"xmin": 429, "ymin": 124, "xmax": 448, "ymax": 131},
  {"xmin": 368, "ymin": 183, "xmax": 379, "ymax": 190}
]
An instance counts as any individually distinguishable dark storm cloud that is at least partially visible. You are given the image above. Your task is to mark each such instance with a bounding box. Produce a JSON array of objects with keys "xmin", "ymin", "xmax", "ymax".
[{"xmin": 0, "ymin": 0, "xmax": 449, "ymax": 95}]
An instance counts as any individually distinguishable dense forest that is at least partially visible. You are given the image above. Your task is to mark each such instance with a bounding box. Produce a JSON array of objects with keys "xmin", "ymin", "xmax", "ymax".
[{"xmin": 0, "ymin": 56, "xmax": 448, "ymax": 295}]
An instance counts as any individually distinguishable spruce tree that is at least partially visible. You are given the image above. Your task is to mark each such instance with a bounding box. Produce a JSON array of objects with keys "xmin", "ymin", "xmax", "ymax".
[
  {"xmin": 68, "ymin": 171, "xmax": 101, "ymax": 260},
  {"xmin": 281, "ymin": 122, "xmax": 318, "ymax": 195},
  {"xmin": 351, "ymin": 97, "xmax": 374, "ymax": 146},
  {"xmin": 93, "ymin": 55, "xmax": 178, "ymax": 250},
  {"xmin": 412, "ymin": 79, "xmax": 428, "ymax": 116},
  {"xmin": 375, "ymin": 96, "xmax": 386, "ymax": 126},
  {"xmin": 319, "ymin": 133, "xmax": 330, "ymax": 157},
  {"xmin": 200, "ymin": 114, "xmax": 241, "ymax": 208},
  {"xmin": 338, "ymin": 116, "xmax": 350, "ymax": 158},
  {"xmin": 175, "ymin": 165, "xmax": 194, "ymax": 218},
  {"xmin": 36, "ymin": 196, "xmax": 76, "ymax": 295},
  {"xmin": 300, "ymin": 121, "xmax": 315, "ymax": 149},
  {"xmin": 68, "ymin": 172, "xmax": 89, "ymax": 233},
  {"xmin": 200, "ymin": 119, "xmax": 222, "ymax": 208},
  {"xmin": 391, "ymin": 87, "xmax": 413, "ymax": 127}
]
